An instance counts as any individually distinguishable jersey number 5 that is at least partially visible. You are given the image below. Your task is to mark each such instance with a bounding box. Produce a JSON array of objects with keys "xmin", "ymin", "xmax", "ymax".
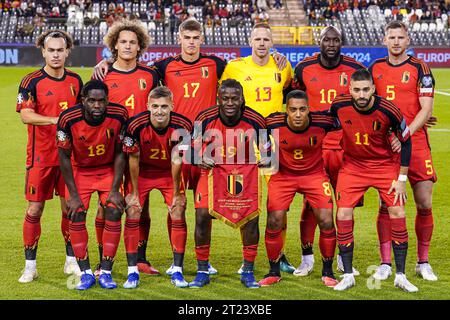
[{"xmin": 386, "ymin": 85, "xmax": 395, "ymax": 100}]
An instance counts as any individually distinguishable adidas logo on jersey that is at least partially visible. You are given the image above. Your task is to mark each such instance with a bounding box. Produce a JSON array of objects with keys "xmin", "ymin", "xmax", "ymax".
[
  {"xmin": 345, "ymin": 120, "xmax": 352, "ymax": 125},
  {"xmin": 310, "ymin": 77, "xmax": 318, "ymax": 82},
  {"xmin": 175, "ymin": 71, "xmax": 182, "ymax": 77},
  {"xmin": 46, "ymin": 90, "xmax": 53, "ymax": 96},
  {"xmin": 281, "ymin": 139, "xmax": 288, "ymax": 145},
  {"xmin": 79, "ymin": 136, "xmax": 86, "ymax": 141},
  {"xmin": 111, "ymin": 83, "xmax": 119, "ymax": 88},
  {"xmin": 244, "ymin": 76, "xmax": 252, "ymax": 81}
]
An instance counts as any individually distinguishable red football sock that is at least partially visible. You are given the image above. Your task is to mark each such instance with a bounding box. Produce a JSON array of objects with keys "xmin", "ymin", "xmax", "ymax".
[
  {"xmin": 167, "ymin": 213, "xmax": 172, "ymax": 245},
  {"xmin": 171, "ymin": 219, "xmax": 187, "ymax": 254},
  {"xmin": 300, "ymin": 202, "xmax": 317, "ymax": 253},
  {"xmin": 195, "ymin": 244, "xmax": 210, "ymax": 261},
  {"xmin": 124, "ymin": 218, "xmax": 139, "ymax": 254},
  {"xmin": 243, "ymin": 244, "xmax": 258, "ymax": 263},
  {"xmin": 336, "ymin": 219, "xmax": 354, "ymax": 246},
  {"xmin": 319, "ymin": 227, "xmax": 336, "ymax": 260},
  {"xmin": 61, "ymin": 212, "xmax": 70, "ymax": 245},
  {"xmin": 416, "ymin": 208, "xmax": 433, "ymax": 263},
  {"xmin": 265, "ymin": 228, "xmax": 283, "ymax": 261},
  {"xmin": 95, "ymin": 217, "xmax": 105, "ymax": 247},
  {"xmin": 377, "ymin": 205, "xmax": 392, "ymax": 264},
  {"xmin": 69, "ymin": 221, "xmax": 88, "ymax": 260},
  {"xmin": 391, "ymin": 217, "xmax": 408, "ymax": 243},
  {"xmin": 23, "ymin": 213, "xmax": 41, "ymax": 249},
  {"xmin": 103, "ymin": 220, "xmax": 122, "ymax": 259}
]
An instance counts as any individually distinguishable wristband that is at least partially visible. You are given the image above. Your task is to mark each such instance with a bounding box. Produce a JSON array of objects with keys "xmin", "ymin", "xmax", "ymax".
[{"xmin": 398, "ymin": 174, "xmax": 407, "ymax": 182}]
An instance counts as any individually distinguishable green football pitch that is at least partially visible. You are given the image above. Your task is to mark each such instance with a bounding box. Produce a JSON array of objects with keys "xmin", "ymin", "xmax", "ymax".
[{"xmin": 0, "ymin": 67, "xmax": 448, "ymax": 300}]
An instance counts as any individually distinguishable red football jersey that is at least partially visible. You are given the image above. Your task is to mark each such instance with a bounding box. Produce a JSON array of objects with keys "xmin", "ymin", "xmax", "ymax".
[
  {"xmin": 329, "ymin": 94, "xmax": 410, "ymax": 171},
  {"xmin": 266, "ymin": 112, "xmax": 337, "ymax": 175},
  {"xmin": 193, "ymin": 106, "xmax": 266, "ymax": 165},
  {"xmin": 369, "ymin": 56, "xmax": 434, "ymax": 150},
  {"xmin": 294, "ymin": 54, "xmax": 364, "ymax": 150},
  {"xmin": 123, "ymin": 111, "xmax": 192, "ymax": 176},
  {"xmin": 153, "ymin": 54, "xmax": 226, "ymax": 122},
  {"xmin": 17, "ymin": 68, "xmax": 83, "ymax": 167},
  {"xmin": 56, "ymin": 103, "xmax": 128, "ymax": 173},
  {"xmin": 102, "ymin": 63, "xmax": 160, "ymax": 117}
]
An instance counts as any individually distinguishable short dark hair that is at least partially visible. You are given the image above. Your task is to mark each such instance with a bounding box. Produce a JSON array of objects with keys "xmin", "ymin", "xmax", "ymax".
[
  {"xmin": 385, "ymin": 20, "xmax": 408, "ymax": 33},
  {"xmin": 36, "ymin": 29, "xmax": 74, "ymax": 50},
  {"xmin": 179, "ymin": 18, "xmax": 202, "ymax": 33},
  {"xmin": 81, "ymin": 80, "xmax": 109, "ymax": 98},
  {"xmin": 219, "ymin": 79, "xmax": 244, "ymax": 94},
  {"xmin": 148, "ymin": 86, "xmax": 173, "ymax": 101},
  {"xmin": 350, "ymin": 68, "xmax": 373, "ymax": 83},
  {"xmin": 286, "ymin": 90, "xmax": 308, "ymax": 106}
]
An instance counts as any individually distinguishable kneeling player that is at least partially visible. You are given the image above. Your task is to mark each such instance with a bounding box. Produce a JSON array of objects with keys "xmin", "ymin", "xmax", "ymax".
[
  {"xmin": 188, "ymin": 79, "xmax": 268, "ymax": 289},
  {"xmin": 123, "ymin": 86, "xmax": 192, "ymax": 288},
  {"xmin": 58, "ymin": 81, "xmax": 127, "ymax": 290},
  {"xmin": 259, "ymin": 90, "xmax": 338, "ymax": 287},
  {"xmin": 330, "ymin": 69, "xmax": 417, "ymax": 292}
]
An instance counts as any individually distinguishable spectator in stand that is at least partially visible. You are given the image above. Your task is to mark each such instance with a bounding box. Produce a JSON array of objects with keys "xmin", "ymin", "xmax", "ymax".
[
  {"xmin": 258, "ymin": 8, "xmax": 270, "ymax": 22},
  {"xmin": 187, "ymin": 4, "xmax": 196, "ymax": 18},
  {"xmin": 257, "ymin": 0, "xmax": 269, "ymax": 11},
  {"xmin": 219, "ymin": 5, "xmax": 229, "ymax": 18},
  {"xmin": 273, "ymin": 0, "xmax": 283, "ymax": 9}
]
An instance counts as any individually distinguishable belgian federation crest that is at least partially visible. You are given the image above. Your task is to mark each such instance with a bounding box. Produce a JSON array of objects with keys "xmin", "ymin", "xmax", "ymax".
[
  {"xmin": 274, "ymin": 72, "xmax": 282, "ymax": 83},
  {"xmin": 138, "ymin": 78, "xmax": 147, "ymax": 90},
  {"xmin": 340, "ymin": 72, "xmax": 348, "ymax": 86},
  {"xmin": 106, "ymin": 128, "xmax": 114, "ymax": 139},
  {"xmin": 227, "ymin": 171, "xmax": 243, "ymax": 196},
  {"xmin": 70, "ymin": 83, "xmax": 76, "ymax": 96},
  {"xmin": 373, "ymin": 120, "xmax": 382, "ymax": 131},
  {"xmin": 201, "ymin": 67, "xmax": 209, "ymax": 78},
  {"xmin": 401, "ymin": 71, "xmax": 410, "ymax": 84}
]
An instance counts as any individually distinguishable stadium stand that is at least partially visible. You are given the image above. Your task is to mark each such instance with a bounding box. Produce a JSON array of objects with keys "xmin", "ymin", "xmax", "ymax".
[{"xmin": 0, "ymin": 0, "xmax": 448, "ymax": 46}]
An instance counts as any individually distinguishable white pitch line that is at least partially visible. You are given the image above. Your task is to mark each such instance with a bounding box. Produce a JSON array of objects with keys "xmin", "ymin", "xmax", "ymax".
[
  {"xmin": 429, "ymin": 128, "xmax": 450, "ymax": 132},
  {"xmin": 435, "ymin": 90, "xmax": 450, "ymax": 96}
]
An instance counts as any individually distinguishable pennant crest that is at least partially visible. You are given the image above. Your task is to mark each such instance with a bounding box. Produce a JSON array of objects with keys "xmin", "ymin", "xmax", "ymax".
[
  {"xmin": 227, "ymin": 173, "xmax": 244, "ymax": 196},
  {"xmin": 401, "ymin": 71, "xmax": 410, "ymax": 84}
]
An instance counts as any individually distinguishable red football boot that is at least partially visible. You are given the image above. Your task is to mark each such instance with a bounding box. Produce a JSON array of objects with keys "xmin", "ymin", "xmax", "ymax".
[{"xmin": 137, "ymin": 261, "xmax": 160, "ymax": 275}]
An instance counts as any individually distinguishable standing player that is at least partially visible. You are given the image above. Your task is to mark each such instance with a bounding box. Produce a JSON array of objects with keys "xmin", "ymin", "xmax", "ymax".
[
  {"xmin": 123, "ymin": 86, "xmax": 192, "ymax": 288},
  {"xmin": 293, "ymin": 26, "xmax": 364, "ymax": 276},
  {"xmin": 259, "ymin": 90, "xmax": 338, "ymax": 287},
  {"xmin": 369, "ymin": 21, "xmax": 438, "ymax": 281},
  {"xmin": 57, "ymin": 80, "xmax": 128, "ymax": 290},
  {"xmin": 17, "ymin": 30, "xmax": 83, "ymax": 283},
  {"xmin": 98, "ymin": 19, "xmax": 161, "ymax": 276},
  {"xmin": 330, "ymin": 69, "xmax": 417, "ymax": 292},
  {"xmin": 188, "ymin": 79, "xmax": 267, "ymax": 288},
  {"xmin": 220, "ymin": 22, "xmax": 295, "ymax": 273}
]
